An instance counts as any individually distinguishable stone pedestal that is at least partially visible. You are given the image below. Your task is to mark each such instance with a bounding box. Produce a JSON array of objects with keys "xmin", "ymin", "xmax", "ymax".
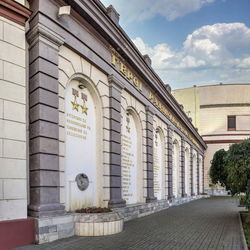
[{"xmin": 75, "ymin": 212, "xmax": 124, "ymax": 236}]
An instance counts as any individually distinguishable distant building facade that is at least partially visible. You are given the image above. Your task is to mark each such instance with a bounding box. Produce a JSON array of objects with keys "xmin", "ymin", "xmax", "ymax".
[{"xmin": 173, "ymin": 84, "xmax": 250, "ymax": 194}]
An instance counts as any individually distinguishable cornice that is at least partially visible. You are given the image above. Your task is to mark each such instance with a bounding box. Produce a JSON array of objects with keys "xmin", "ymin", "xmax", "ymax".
[
  {"xmin": 0, "ymin": 0, "xmax": 32, "ymax": 26},
  {"xmin": 108, "ymin": 74, "xmax": 125, "ymax": 91},
  {"xmin": 62, "ymin": 0, "xmax": 206, "ymax": 150},
  {"xmin": 26, "ymin": 22, "xmax": 65, "ymax": 49},
  {"xmin": 205, "ymin": 139, "xmax": 244, "ymax": 144}
]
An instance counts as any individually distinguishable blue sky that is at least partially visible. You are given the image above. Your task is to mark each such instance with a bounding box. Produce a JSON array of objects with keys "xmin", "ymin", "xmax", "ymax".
[{"xmin": 101, "ymin": 0, "xmax": 250, "ymax": 89}]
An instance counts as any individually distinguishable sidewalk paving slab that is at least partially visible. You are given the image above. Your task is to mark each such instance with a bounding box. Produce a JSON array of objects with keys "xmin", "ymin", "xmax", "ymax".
[{"xmin": 16, "ymin": 197, "xmax": 245, "ymax": 250}]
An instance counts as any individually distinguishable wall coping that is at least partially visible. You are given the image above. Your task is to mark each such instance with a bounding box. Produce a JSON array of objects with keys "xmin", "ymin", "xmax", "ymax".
[{"xmin": 0, "ymin": 0, "xmax": 31, "ymax": 26}]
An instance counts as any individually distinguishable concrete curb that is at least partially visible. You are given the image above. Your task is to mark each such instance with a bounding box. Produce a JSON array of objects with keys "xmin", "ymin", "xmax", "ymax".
[{"xmin": 238, "ymin": 212, "xmax": 248, "ymax": 250}]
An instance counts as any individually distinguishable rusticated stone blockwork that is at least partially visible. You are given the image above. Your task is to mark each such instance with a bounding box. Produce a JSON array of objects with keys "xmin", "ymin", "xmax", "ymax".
[
  {"xmin": 197, "ymin": 154, "xmax": 200, "ymax": 194},
  {"xmin": 181, "ymin": 138, "xmax": 185, "ymax": 197},
  {"xmin": 190, "ymin": 147, "xmax": 194, "ymax": 195},
  {"xmin": 167, "ymin": 126, "xmax": 173, "ymax": 200},
  {"xmin": 108, "ymin": 75, "xmax": 126, "ymax": 208},
  {"xmin": 145, "ymin": 106, "xmax": 157, "ymax": 203},
  {"xmin": 27, "ymin": 23, "xmax": 65, "ymax": 217},
  {"xmin": 0, "ymin": 1, "xmax": 31, "ymax": 222}
]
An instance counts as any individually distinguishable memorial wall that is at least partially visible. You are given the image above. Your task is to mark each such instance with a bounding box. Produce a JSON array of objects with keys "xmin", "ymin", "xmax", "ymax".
[
  {"xmin": 55, "ymin": 26, "xmax": 206, "ymax": 211},
  {"xmin": 0, "ymin": 0, "xmax": 210, "ymax": 247},
  {"xmin": 27, "ymin": 0, "xmax": 206, "ymax": 221}
]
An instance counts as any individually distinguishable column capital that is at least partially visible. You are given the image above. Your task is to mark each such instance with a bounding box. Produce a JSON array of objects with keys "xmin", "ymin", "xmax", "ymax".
[
  {"xmin": 168, "ymin": 124, "xmax": 175, "ymax": 131},
  {"xmin": 27, "ymin": 23, "xmax": 65, "ymax": 49},
  {"xmin": 108, "ymin": 74, "xmax": 125, "ymax": 91},
  {"xmin": 181, "ymin": 136, "xmax": 186, "ymax": 141},
  {"xmin": 145, "ymin": 105, "xmax": 155, "ymax": 116},
  {"xmin": 0, "ymin": 0, "xmax": 32, "ymax": 26}
]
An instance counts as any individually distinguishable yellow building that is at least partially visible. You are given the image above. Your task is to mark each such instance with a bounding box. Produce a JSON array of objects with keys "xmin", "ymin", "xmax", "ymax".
[{"xmin": 173, "ymin": 83, "xmax": 250, "ymax": 194}]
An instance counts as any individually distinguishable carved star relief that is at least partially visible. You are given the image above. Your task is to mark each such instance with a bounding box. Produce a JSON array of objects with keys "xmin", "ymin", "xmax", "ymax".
[
  {"xmin": 126, "ymin": 125, "xmax": 131, "ymax": 133},
  {"xmin": 71, "ymin": 99, "xmax": 79, "ymax": 111},
  {"xmin": 80, "ymin": 103, "xmax": 88, "ymax": 115}
]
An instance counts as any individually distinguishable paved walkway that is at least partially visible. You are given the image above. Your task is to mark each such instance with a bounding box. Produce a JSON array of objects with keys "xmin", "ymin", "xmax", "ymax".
[{"xmin": 18, "ymin": 197, "xmax": 244, "ymax": 250}]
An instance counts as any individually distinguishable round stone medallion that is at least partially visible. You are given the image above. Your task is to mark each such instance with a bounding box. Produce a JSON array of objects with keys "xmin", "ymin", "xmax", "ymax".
[{"xmin": 75, "ymin": 173, "xmax": 89, "ymax": 191}]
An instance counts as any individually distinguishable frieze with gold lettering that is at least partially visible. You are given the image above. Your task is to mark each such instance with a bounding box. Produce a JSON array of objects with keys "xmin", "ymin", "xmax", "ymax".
[{"xmin": 110, "ymin": 47, "xmax": 202, "ymax": 149}]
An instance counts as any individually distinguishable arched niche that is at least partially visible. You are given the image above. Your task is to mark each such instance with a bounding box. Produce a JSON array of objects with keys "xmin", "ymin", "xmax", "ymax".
[
  {"xmin": 192, "ymin": 153, "xmax": 197, "ymax": 195},
  {"xmin": 153, "ymin": 127, "xmax": 165, "ymax": 200},
  {"xmin": 173, "ymin": 139, "xmax": 181, "ymax": 198},
  {"xmin": 64, "ymin": 74, "xmax": 103, "ymax": 211},
  {"xmin": 185, "ymin": 147, "xmax": 190, "ymax": 196},
  {"xmin": 121, "ymin": 107, "xmax": 143, "ymax": 204}
]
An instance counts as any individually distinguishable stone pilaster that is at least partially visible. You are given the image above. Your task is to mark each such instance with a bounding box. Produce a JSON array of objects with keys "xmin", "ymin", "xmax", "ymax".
[
  {"xmin": 167, "ymin": 126, "xmax": 174, "ymax": 200},
  {"xmin": 108, "ymin": 75, "xmax": 126, "ymax": 208},
  {"xmin": 27, "ymin": 23, "xmax": 65, "ymax": 217},
  {"xmin": 146, "ymin": 106, "xmax": 157, "ymax": 203},
  {"xmin": 164, "ymin": 128, "xmax": 169, "ymax": 199},
  {"xmin": 197, "ymin": 155, "xmax": 200, "ymax": 195},
  {"xmin": 180, "ymin": 138, "xmax": 185, "ymax": 197},
  {"xmin": 190, "ymin": 147, "xmax": 194, "ymax": 196},
  {"xmin": 202, "ymin": 156, "xmax": 205, "ymax": 194}
]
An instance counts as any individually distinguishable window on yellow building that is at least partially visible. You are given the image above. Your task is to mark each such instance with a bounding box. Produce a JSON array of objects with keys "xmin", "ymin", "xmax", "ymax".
[{"xmin": 228, "ymin": 116, "xmax": 236, "ymax": 131}]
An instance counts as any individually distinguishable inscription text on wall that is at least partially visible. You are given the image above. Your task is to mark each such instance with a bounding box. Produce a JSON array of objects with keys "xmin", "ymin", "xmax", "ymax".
[
  {"xmin": 110, "ymin": 47, "xmax": 200, "ymax": 148},
  {"xmin": 111, "ymin": 47, "xmax": 143, "ymax": 91}
]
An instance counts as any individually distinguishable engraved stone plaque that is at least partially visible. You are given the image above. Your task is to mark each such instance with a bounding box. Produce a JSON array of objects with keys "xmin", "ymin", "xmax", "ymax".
[
  {"xmin": 153, "ymin": 130, "xmax": 163, "ymax": 200},
  {"xmin": 65, "ymin": 80, "xmax": 97, "ymax": 210},
  {"xmin": 75, "ymin": 173, "xmax": 89, "ymax": 191},
  {"xmin": 121, "ymin": 113, "xmax": 138, "ymax": 204}
]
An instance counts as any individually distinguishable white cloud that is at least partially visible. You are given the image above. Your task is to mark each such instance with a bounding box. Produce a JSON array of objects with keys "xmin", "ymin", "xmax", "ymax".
[
  {"xmin": 132, "ymin": 23, "xmax": 250, "ymax": 88},
  {"xmin": 101, "ymin": 0, "xmax": 216, "ymax": 22},
  {"xmin": 238, "ymin": 57, "xmax": 250, "ymax": 69}
]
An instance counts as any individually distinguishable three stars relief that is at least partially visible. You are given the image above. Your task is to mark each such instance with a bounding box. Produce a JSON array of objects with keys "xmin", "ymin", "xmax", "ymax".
[
  {"xmin": 126, "ymin": 115, "xmax": 131, "ymax": 133},
  {"xmin": 71, "ymin": 88, "xmax": 88, "ymax": 115}
]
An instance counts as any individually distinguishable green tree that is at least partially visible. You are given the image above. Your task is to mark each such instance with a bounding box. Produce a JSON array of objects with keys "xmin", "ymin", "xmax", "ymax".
[
  {"xmin": 226, "ymin": 138, "xmax": 250, "ymax": 195},
  {"xmin": 209, "ymin": 149, "xmax": 228, "ymax": 188},
  {"xmin": 246, "ymin": 180, "xmax": 250, "ymax": 212}
]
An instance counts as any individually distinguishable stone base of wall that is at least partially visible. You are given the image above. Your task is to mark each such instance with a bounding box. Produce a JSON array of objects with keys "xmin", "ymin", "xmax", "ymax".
[
  {"xmin": 35, "ymin": 214, "xmax": 75, "ymax": 244},
  {"xmin": 114, "ymin": 195, "xmax": 205, "ymax": 222},
  {"xmin": 205, "ymin": 188, "xmax": 229, "ymax": 196},
  {"xmin": 34, "ymin": 195, "xmax": 207, "ymax": 244}
]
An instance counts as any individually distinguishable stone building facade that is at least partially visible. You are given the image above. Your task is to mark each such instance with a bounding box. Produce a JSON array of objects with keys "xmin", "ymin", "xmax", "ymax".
[
  {"xmin": 0, "ymin": 0, "xmax": 206, "ymax": 248},
  {"xmin": 173, "ymin": 84, "xmax": 250, "ymax": 194}
]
